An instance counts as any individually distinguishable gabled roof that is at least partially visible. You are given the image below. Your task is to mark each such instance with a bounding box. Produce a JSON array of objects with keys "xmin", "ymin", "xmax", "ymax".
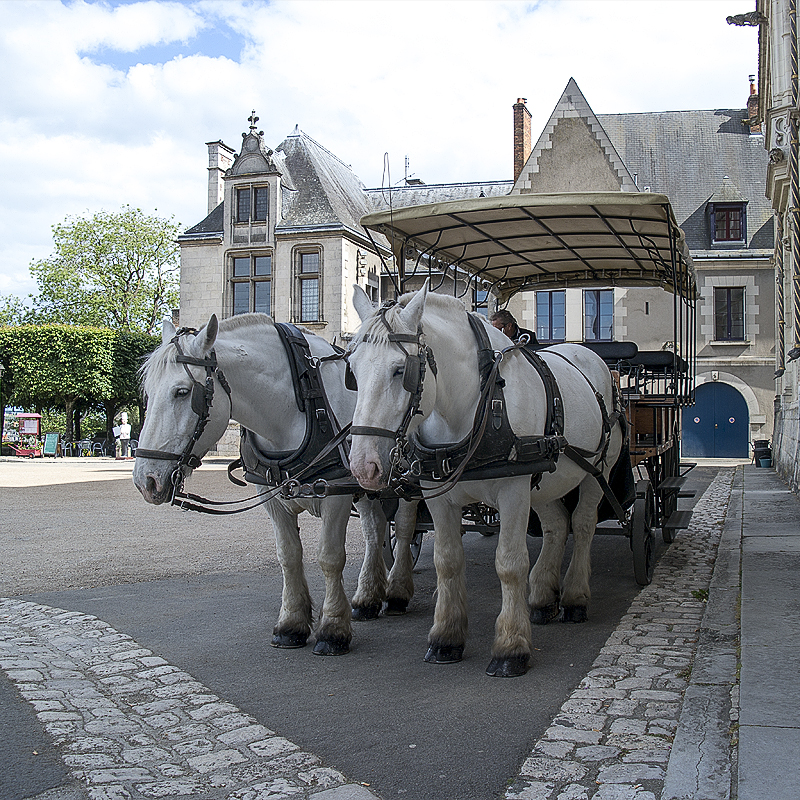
[{"xmin": 514, "ymin": 78, "xmax": 638, "ymax": 194}]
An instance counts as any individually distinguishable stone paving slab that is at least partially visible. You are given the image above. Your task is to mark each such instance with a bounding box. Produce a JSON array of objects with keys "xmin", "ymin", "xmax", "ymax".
[
  {"xmin": 2, "ymin": 469, "xmax": 738, "ymax": 800},
  {"xmin": 0, "ymin": 600, "xmax": 379, "ymax": 800},
  {"xmin": 505, "ymin": 468, "xmax": 737, "ymax": 800}
]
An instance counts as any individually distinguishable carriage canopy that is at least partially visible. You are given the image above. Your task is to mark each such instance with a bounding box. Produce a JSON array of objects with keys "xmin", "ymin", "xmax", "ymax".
[{"xmin": 361, "ymin": 192, "xmax": 695, "ymax": 303}]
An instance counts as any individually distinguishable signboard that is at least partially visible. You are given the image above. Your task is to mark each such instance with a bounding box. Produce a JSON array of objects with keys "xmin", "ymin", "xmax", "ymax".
[
  {"xmin": 43, "ymin": 433, "xmax": 59, "ymax": 456},
  {"xmin": 20, "ymin": 418, "xmax": 39, "ymax": 435}
]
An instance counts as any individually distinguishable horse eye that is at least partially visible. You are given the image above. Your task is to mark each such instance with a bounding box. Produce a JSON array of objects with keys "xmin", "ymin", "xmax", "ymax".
[
  {"xmin": 392, "ymin": 367, "xmax": 404, "ymax": 378},
  {"xmin": 175, "ymin": 387, "xmax": 190, "ymax": 398}
]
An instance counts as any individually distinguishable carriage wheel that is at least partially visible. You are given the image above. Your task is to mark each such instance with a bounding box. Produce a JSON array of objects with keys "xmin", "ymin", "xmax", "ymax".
[
  {"xmin": 632, "ymin": 480, "xmax": 656, "ymax": 586},
  {"xmin": 383, "ymin": 521, "xmax": 424, "ymax": 569}
]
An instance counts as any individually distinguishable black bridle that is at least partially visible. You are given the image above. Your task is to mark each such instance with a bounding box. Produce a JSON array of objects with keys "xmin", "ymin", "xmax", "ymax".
[
  {"xmin": 348, "ymin": 301, "xmax": 438, "ymax": 487},
  {"xmin": 135, "ymin": 330, "xmax": 232, "ymax": 498}
]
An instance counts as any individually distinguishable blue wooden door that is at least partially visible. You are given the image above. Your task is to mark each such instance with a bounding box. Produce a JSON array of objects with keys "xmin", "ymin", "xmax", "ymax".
[{"xmin": 682, "ymin": 382, "xmax": 749, "ymax": 458}]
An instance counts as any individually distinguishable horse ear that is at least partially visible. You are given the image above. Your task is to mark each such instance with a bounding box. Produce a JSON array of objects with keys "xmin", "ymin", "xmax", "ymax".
[
  {"xmin": 162, "ymin": 318, "xmax": 176, "ymax": 345},
  {"xmin": 399, "ymin": 279, "xmax": 429, "ymax": 330},
  {"xmin": 352, "ymin": 284, "xmax": 375, "ymax": 322},
  {"xmin": 195, "ymin": 315, "xmax": 219, "ymax": 355}
]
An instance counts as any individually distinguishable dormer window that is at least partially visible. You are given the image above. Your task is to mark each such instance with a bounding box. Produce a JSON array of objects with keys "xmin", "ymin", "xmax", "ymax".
[
  {"xmin": 235, "ymin": 185, "xmax": 268, "ymax": 223},
  {"xmin": 711, "ymin": 203, "xmax": 746, "ymax": 243}
]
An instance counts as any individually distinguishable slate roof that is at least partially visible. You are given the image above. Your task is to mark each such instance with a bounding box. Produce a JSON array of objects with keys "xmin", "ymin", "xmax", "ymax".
[
  {"xmin": 365, "ymin": 181, "xmax": 513, "ymax": 211},
  {"xmin": 598, "ymin": 109, "xmax": 773, "ymax": 251},
  {"xmin": 276, "ymin": 130, "xmax": 373, "ymax": 235},
  {"xmin": 182, "ymin": 202, "xmax": 224, "ymax": 238}
]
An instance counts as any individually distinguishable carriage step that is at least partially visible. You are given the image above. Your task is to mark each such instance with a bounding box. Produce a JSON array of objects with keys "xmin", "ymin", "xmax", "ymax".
[
  {"xmin": 678, "ymin": 490, "xmax": 696, "ymax": 498},
  {"xmin": 658, "ymin": 476, "xmax": 686, "ymax": 491},
  {"xmin": 663, "ymin": 510, "xmax": 693, "ymax": 531}
]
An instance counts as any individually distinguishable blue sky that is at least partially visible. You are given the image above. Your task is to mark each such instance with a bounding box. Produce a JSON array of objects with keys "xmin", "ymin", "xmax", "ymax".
[{"xmin": 0, "ymin": 0, "xmax": 760, "ymax": 300}]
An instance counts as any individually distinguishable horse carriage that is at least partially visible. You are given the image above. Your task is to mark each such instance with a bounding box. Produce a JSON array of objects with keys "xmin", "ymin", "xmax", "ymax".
[
  {"xmin": 132, "ymin": 191, "xmax": 696, "ymax": 676},
  {"xmin": 358, "ymin": 192, "xmax": 697, "ymax": 588}
]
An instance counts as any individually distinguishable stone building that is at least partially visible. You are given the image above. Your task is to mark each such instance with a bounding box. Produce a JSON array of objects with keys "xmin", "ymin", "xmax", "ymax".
[
  {"xmin": 754, "ymin": 0, "xmax": 800, "ymax": 490},
  {"xmin": 507, "ymin": 80, "xmax": 774, "ymax": 458},
  {"xmin": 179, "ymin": 82, "xmax": 774, "ymax": 460}
]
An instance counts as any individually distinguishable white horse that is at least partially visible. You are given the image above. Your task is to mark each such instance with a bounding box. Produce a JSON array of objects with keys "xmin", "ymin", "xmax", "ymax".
[
  {"xmin": 348, "ymin": 284, "xmax": 624, "ymax": 676},
  {"xmin": 133, "ymin": 313, "xmax": 414, "ymax": 655}
]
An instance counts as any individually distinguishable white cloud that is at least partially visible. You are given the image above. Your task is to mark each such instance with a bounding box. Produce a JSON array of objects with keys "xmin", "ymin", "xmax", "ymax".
[{"xmin": 0, "ymin": 0, "xmax": 760, "ymax": 298}]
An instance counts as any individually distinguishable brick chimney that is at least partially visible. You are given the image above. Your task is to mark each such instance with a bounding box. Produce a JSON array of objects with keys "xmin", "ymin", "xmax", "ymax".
[
  {"xmin": 513, "ymin": 98, "xmax": 532, "ymax": 182},
  {"xmin": 747, "ymin": 74, "xmax": 761, "ymax": 134},
  {"xmin": 206, "ymin": 140, "xmax": 235, "ymax": 214}
]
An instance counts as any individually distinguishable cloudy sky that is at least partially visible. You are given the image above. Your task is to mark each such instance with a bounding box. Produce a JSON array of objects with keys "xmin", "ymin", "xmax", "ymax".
[{"xmin": 1, "ymin": 0, "xmax": 760, "ymax": 300}]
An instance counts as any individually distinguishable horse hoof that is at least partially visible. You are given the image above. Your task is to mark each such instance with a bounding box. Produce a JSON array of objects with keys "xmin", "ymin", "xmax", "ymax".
[
  {"xmin": 562, "ymin": 605, "xmax": 588, "ymax": 624},
  {"xmin": 385, "ymin": 597, "xmax": 410, "ymax": 616},
  {"xmin": 530, "ymin": 602, "xmax": 560, "ymax": 625},
  {"xmin": 424, "ymin": 644, "xmax": 463, "ymax": 664},
  {"xmin": 486, "ymin": 655, "xmax": 529, "ymax": 677},
  {"xmin": 351, "ymin": 604, "xmax": 381, "ymax": 621},
  {"xmin": 271, "ymin": 631, "xmax": 308, "ymax": 649},
  {"xmin": 312, "ymin": 637, "xmax": 350, "ymax": 656}
]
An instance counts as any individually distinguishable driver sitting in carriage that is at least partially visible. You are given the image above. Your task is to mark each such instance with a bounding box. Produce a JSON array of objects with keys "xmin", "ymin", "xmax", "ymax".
[{"xmin": 489, "ymin": 309, "xmax": 539, "ymax": 347}]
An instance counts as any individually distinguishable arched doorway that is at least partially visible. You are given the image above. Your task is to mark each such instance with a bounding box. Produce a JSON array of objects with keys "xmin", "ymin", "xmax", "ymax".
[{"xmin": 682, "ymin": 382, "xmax": 749, "ymax": 458}]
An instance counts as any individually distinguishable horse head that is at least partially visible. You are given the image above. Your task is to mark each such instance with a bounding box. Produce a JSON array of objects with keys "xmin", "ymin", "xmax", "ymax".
[
  {"xmin": 348, "ymin": 282, "xmax": 434, "ymax": 491},
  {"xmin": 133, "ymin": 315, "xmax": 231, "ymax": 504}
]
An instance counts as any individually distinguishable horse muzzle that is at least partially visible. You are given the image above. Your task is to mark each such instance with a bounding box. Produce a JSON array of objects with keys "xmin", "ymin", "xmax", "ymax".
[
  {"xmin": 133, "ymin": 459, "xmax": 182, "ymax": 505},
  {"xmin": 349, "ymin": 438, "xmax": 391, "ymax": 491}
]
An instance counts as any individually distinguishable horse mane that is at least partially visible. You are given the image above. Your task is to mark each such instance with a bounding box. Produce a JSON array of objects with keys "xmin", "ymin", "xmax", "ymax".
[
  {"xmin": 140, "ymin": 313, "xmax": 275, "ymax": 396},
  {"xmin": 353, "ymin": 291, "xmax": 467, "ymax": 345}
]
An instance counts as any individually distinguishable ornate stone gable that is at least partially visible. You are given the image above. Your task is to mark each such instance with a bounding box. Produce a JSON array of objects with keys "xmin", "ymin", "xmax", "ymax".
[{"xmin": 512, "ymin": 78, "xmax": 637, "ymax": 194}]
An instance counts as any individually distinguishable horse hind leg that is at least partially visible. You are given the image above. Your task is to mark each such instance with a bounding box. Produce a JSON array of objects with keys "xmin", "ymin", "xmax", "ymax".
[
  {"xmin": 350, "ymin": 497, "xmax": 388, "ymax": 621},
  {"xmin": 267, "ymin": 501, "xmax": 313, "ymax": 649},
  {"xmin": 385, "ymin": 499, "xmax": 419, "ymax": 615},
  {"xmin": 529, "ymin": 500, "xmax": 570, "ymax": 625},
  {"xmin": 561, "ymin": 477, "xmax": 604, "ymax": 623}
]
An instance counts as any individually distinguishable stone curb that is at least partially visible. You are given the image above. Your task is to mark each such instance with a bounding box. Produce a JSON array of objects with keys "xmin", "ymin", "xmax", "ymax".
[{"xmin": 504, "ymin": 468, "xmax": 737, "ymax": 800}]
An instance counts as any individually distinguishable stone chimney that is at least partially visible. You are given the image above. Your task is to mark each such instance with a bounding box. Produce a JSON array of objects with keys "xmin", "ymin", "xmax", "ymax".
[
  {"xmin": 513, "ymin": 98, "xmax": 532, "ymax": 182},
  {"xmin": 206, "ymin": 140, "xmax": 235, "ymax": 214},
  {"xmin": 747, "ymin": 74, "xmax": 761, "ymax": 134}
]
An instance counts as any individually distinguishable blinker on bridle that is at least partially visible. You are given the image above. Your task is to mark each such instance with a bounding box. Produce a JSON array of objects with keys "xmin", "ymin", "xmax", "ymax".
[
  {"xmin": 348, "ymin": 301, "xmax": 437, "ymax": 444},
  {"xmin": 135, "ymin": 329, "xmax": 232, "ymax": 494}
]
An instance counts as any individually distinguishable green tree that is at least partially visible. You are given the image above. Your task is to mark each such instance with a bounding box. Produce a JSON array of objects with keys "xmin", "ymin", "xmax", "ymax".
[{"xmin": 29, "ymin": 206, "xmax": 180, "ymax": 335}]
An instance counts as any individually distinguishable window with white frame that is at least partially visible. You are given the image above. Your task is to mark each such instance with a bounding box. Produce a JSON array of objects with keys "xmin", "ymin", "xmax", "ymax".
[
  {"xmin": 297, "ymin": 250, "xmax": 321, "ymax": 322},
  {"xmin": 584, "ymin": 289, "xmax": 614, "ymax": 341},
  {"xmin": 473, "ymin": 288, "xmax": 490, "ymax": 317},
  {"xmin": 714, "ymin": 286, "xmax": 745, "ymax": 340},
  {"xmin": 231, "ymin": 254, "xmax": 272, "ymax": 316},
  {"xmin": 710, "ymin": 203, "xmax": 746, "ymax": 244},
  {"xmin": 536, "ymin": 290, "xmax": 566, "ymax": 342}
]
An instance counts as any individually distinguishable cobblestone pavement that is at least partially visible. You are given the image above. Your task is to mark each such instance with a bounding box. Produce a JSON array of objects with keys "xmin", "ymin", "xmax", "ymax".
[
  {"xmin": 1, "ymin": 469, "xmax": 734, "ymax": 800},
  {"xmin": 505, "ymin": 468, "xmax": 736, "ymax": 800}
]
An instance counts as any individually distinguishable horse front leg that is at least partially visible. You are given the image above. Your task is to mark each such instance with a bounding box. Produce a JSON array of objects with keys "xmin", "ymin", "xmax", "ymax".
[
  {"xmin": 266, "ymin": 498, "xmax": 313, "ymax": 649},
  {"xmin": 424, "ymin": 499, "xmax": 467, "ymax": 664},
  {"xmin": 561, "ymin": 477, "xmax": 604, "ymax": 623},
  {"xmin": 313, "ymin": 496, "xmax": 354, "ymax": 655},
  {"xmin": 351, "ymin": 497, "xmax": 388, "ymax": 620},
  {"xmin": 488, "ymin": 482, "xmax": 532, "ymax": 677},
  {"xmin": 529, "ymin": 499, "xmax": 570, "ymax": 625},
  {"xmin": 386, "ymin": 498, "xmax": 419, "ymax": 615}
]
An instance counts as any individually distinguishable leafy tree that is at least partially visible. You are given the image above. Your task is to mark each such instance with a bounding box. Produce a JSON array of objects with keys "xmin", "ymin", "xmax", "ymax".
[
  {"xmin": 0, "ymin": 325, "xmax": 157, "ymax": 443},
  {"xmin": 0, "ymin": 295, "xmax": 29, "ymax": 327},
  {"xmin": 28, "ymin": 206, "xmax": 180, "ymax": 335}
]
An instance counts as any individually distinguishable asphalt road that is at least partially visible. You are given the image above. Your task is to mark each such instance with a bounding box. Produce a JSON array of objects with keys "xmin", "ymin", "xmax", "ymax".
[{"xmin": 0, "ymin": 457, "xmax": 718, "ymax": 800}]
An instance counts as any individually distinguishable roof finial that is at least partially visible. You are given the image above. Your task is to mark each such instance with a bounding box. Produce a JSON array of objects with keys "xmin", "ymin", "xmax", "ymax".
[{"xmin": 248, "ymin": 110, "xmax": 259, "ymax": 132}]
